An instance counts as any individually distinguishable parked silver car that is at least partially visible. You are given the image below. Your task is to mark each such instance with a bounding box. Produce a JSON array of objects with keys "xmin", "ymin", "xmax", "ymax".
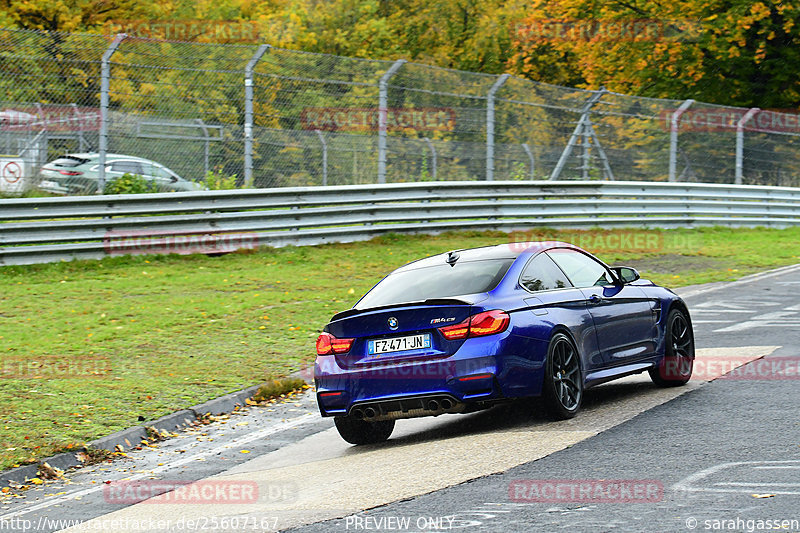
[{"xmin": 39, "ymin": 153, "xmax": 204, "ymax": 194}]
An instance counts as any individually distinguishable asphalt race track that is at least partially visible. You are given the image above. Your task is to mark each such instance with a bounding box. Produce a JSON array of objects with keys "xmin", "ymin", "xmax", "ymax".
[{"xmin": 2, "ymin": 264, "xmax": 800, "ymax": 533}]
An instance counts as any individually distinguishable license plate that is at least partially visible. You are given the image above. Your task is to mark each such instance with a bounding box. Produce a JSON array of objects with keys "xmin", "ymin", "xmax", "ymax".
[{"xmin": 368, "ymin": 334, "xmax": 431, "ymax": 355}]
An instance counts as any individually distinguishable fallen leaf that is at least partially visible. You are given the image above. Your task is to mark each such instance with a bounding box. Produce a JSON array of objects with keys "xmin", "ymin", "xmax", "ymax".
[{"xmin": 38, "ymin": 463, "xmax": 63, "ymax": 480}]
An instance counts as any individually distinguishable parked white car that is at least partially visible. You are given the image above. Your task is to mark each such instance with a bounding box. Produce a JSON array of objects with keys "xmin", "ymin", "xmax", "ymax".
[{"xmin": 39, "ymin": 153, "xmax": 205, "ymax": 195}]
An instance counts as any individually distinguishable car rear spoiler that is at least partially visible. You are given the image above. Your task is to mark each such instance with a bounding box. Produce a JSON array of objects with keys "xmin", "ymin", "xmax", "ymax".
[{"xmin": 331, "ymin": 298, "xmax": 474, "ymax": 322}]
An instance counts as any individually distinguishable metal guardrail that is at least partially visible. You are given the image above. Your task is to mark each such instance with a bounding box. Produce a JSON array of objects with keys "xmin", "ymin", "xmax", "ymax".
[{"xmin": 3, "ymin": 180, "xmax": 800, "ymax": 266}]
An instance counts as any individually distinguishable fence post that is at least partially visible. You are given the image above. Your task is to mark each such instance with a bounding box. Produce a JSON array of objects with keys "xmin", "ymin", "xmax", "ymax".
[
  {"xmin": 550, "ymin": 88, "xmax": 605, "ymax": 180},
  {"xmin": 581, "ymin": 116, "xmax": 592, "ymax": 180},
  {"xmin": 423, "ymin": 137, "xmax": 437, "ymax": 179},
  {"xmin": 668, "ymin": 99, "xmax": 694, "ymax": 182},
  {"xmin": 735, "ymin": 108, "xmax": 760, "ymax": 185},
  {"xmin": 315, "ymin": 130, "xmax": 328, "ymax": 186},
  {"xmin": 98, "ymin": 33, "xmax": 127, "ymax": 194},
  {"xmin": 486, "ymin": 74, "xmax": 510, "ymax": 181},
  {"xmin": 244, "ymin": 44, "xmax": 270, "ymax": 189},
  {"xmin": 377, "ymin": 59, "xmax": 406, "ymax": 184},
  {"xmin": 521, "ymin": 143, "xmax": 535, "ymax": 179}
]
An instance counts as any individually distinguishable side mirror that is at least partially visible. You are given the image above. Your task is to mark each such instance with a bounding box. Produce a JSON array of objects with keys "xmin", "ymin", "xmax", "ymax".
[{"xmin": 612, "ymin": 266, "xmax": 640, "ymax": 284}]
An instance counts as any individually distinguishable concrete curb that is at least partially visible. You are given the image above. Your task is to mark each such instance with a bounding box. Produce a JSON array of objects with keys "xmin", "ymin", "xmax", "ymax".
[
  {"xmin": 89, "ymin": 426, "xmax": 149, "ymax": 454},
  {"xmin": 0, "ymin": 382, "xmax": 274, "ymax": 487},
  {"xmin": 190, "ymin": 384, "xmax": 263, "ymax": 416},
  {"xmin": 42, "ymin": 452, "xmax": 82, "ymax": 472},
  {"xmin": 0, "ymin": 464, "xmax": 39, "ymax": 486}
]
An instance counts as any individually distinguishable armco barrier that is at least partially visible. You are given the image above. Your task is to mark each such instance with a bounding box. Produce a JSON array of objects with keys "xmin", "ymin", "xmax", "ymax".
[{"xmin": 3, "ymin": 180, "xmax": 800, "ymax": 265}]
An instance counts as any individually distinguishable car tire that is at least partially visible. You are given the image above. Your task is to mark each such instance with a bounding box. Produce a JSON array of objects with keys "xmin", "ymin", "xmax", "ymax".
[
  {"xmin": 649, "ymin": 308, "xmax": 694, "ymax": 387},
  {"xmin": 334, "ymin": 416, "xmax": 395, "ymax": 445},
  {"xmin": 542, "ymin": 332, "xmax": 583, "ymax": 420}
]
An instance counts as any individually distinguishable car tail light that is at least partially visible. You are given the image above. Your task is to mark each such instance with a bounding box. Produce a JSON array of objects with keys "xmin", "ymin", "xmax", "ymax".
[
  {"xmin": 331, "ymin": 336, "xmax": 354, "ymax": 354},
  {"xmin": 438, "ymin": 310, "xmax": 509, "ymax": 340},
  {"xmin": 316, "ymin": 333, "xmax": 332, "ymax": 355},
  {"xmin": 316, "ymin": 332, "xmax": 354, "ymax": 355},
  {"xmin": 58, "ymin": 170, "xmax": 83, "ymax": 176},
  {"xmin": 469, "ymin": 310, "xmax": 510, "ymax": 337},
  {"xmin": 439, "ymin": 318, "xmax": 470, "ymax": 340}
]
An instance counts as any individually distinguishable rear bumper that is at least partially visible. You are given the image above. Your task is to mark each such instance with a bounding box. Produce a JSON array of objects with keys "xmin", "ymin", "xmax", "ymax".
[
  {"xmin": 38, "ymin": 172, "xmax": 96, "ymax": 194},
  {"xmin": 314, "ymin": 332, "xmax": 542, "ymax": 417},
  {"xmin": 315, "ymin": 356, "xmax": 503, "ymax": 418}
]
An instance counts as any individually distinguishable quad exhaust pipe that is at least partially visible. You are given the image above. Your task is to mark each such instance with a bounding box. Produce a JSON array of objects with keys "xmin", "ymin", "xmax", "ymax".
[
  {"xmin": 351, "ymin": 407, "xmax": 378, "ymax": 420},
  {"xmin": 351, "ymin": 395, "xmax": 461, "ymax": 421}
]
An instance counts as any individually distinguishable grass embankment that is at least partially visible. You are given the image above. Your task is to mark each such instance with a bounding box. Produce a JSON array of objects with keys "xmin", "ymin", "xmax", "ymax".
[{"xmin": 1, "ymin": 227, "xmax": 800, "ymax": 471}]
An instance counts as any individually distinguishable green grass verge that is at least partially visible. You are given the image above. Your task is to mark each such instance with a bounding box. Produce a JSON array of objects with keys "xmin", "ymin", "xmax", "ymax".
[{"xmin": 2, "ymin": 226, "xmax": 800, "ymax": 471}]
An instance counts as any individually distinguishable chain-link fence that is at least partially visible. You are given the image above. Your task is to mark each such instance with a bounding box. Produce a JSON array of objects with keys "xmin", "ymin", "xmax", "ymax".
[{"xmin": 2, "ymin": 27, "xmax": 800, "ymax": 196}]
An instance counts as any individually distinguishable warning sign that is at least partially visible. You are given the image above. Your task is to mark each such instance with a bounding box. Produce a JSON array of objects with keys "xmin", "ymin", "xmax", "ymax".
[
  {"xmin": 0, "ymin": 158, "xmax": 27, "ymax": 194},
  {"xmin": 2, "ymin": 160, "xmax": 22, "ymax": 183}
]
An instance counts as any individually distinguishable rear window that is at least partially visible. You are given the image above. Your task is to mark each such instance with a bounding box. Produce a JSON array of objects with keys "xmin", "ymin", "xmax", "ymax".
[
  {"xmin": 50, "ymin": 156, "xmax": 89, "ymax": 167},
  {"xmin": 355, "ymin": 259, "xmax": 514, "ymax": 310}
]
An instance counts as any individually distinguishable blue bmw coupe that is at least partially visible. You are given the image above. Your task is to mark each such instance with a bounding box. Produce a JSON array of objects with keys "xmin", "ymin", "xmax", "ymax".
[{"xmin": 314, "ymin": 241, "xmax": 694, "ymax": 444}]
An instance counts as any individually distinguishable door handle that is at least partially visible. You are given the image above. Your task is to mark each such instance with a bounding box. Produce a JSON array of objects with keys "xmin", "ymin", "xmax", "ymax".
[{"xmin": 588, "ymin": 294, "xmax": 602, "ymax": 304}]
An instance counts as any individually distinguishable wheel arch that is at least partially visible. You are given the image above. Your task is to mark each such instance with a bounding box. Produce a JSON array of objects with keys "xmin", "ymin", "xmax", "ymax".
[
  {"xmin": 666, "ymin": 298, "xmax": 693, "ymax": 331},
  {"xmin": 547, "ymin": 325, "xmax": 584, "ymax": 374}
]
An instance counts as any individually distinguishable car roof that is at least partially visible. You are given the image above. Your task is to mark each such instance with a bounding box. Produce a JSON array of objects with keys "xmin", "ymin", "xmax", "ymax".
[
  {"xmin": 62, "ymin": 153, "xmax": 157, "ymax": 163},
  {"xmin": 393, "ymin": 241, "xmax": 581, "ymax": 273}
]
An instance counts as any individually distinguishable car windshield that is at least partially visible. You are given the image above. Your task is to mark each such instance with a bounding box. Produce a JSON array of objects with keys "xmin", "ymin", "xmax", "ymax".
[{"xmin": 355, "ymin": 258, "xmax": 514, "ymax": 309}]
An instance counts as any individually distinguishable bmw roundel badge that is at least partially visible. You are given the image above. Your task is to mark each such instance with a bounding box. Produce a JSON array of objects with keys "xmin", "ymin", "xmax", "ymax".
[{"xmin": 388, "ymin": 317, "xmax": 398, "ymax": 330}]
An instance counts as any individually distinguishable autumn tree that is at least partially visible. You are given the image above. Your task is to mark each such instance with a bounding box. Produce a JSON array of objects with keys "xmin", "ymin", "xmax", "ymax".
[{"xmin": 509, "ymin": 0, "xmax": 800, "ymax": 109}]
